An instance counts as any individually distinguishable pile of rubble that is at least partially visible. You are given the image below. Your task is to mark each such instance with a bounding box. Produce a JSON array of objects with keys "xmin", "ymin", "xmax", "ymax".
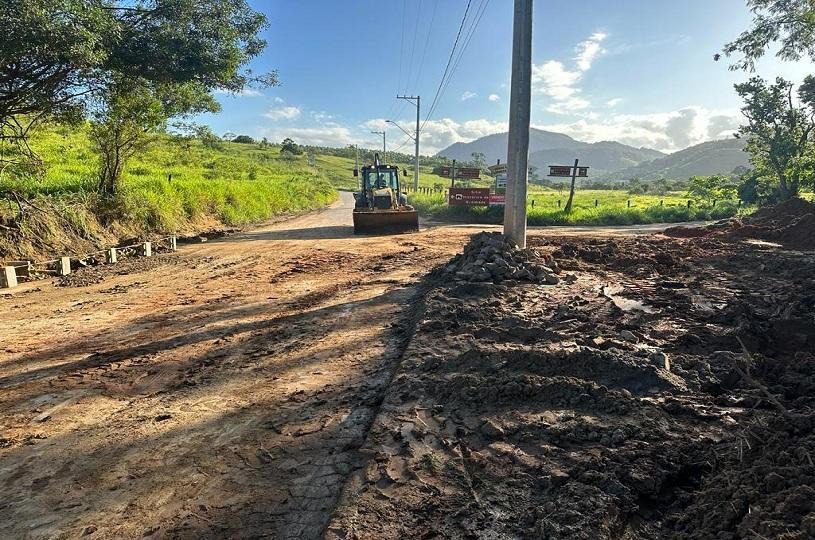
[{"xmin": 443, "ymin": 231, "xmax": 560, "ymax": 284}]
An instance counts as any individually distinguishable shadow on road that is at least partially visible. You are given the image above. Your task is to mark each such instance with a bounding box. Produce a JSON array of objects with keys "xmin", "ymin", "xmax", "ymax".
[{"xmin": 230, "ymin": 225, "xmax": 355, "ymax": 241}]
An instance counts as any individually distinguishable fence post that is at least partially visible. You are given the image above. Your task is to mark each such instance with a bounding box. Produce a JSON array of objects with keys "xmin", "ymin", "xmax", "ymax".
[
  {"xmin": 58, "ymin": 257, "xmax": 71, "ymax": 276},
  {"xmin": 687, "ymin": 200, "xmax": 692, "ymax": 209},
  {"xmin": 557, "ymin": 199, "xmax": 561, "ymax": 208},
  {"xmin": 660, "ymin": 199, "xmax": 664, "ymax": 206},
  {"xmin": 713, "ymin": 199, "xmax": 717, "ymax": 208},
  {"xmin": 627, "ymin": 199, "xmax": 631, "ymax": 208},
  {"xmin": 170, "ymin": 235, "xmax": 178, "ymax": 251},
  {"xmin": 106, "ymin": 248, "xmax": 118, "ymax": 264},
  {"xmin": 738, "ymin": 200, "xmax": 742, "ymax": 208},
  {"xmin": 1, "ymin": 266, "xmax": 17, "ymax": 289},
  {"xmin": 531, "ymin": 199, "xmax": 535, "ymax": 208},
  {"xmin": 594, "ymin": 199, "xmax": 598, "ymax": 207},
  {"xmin": 142, "ymin": 242, "xmax": 152, "ymax": 257}
]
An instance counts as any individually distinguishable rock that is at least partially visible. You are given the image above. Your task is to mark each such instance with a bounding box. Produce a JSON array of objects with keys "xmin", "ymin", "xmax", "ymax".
[
  {"xmin": 620, "ymin": 330, "xmax": 639, "ymax": 343},
  {"xmin": 611, "ymin": 429, "xmax": 627, "ymax": 445},
  {"xmin": 649, "ymin": 351, "xmax": 671, "ymax": 371},
  {"xmin": 480, "ymin": 419, "xmax": 505, "ymax": 439}
]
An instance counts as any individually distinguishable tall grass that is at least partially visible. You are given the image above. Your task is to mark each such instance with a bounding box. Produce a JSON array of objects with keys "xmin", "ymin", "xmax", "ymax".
[
  {"xmin": 409, "ymin": 190, "xmax": 744, "ymax": 226},
  {"xmin": 0, "ymin": 124, "xmax": 337, "ymax": 233}
]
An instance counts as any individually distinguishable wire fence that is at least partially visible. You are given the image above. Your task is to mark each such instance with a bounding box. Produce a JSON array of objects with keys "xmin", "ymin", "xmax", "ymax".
[{"xmin": 403, "ymin": 187, "xmax": 744, "ymax": 210}]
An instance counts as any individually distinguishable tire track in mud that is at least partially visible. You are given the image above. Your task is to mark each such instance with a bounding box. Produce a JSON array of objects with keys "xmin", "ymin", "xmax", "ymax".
[{"xmin": 280, "ymin": 273, "xmax": 440, "ymax": 540}]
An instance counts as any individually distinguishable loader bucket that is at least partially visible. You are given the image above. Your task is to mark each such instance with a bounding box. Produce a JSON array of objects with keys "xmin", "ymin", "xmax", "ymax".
[{"xmin": 353, "ymin": 209, "xmax": 419, "ymax": 235}]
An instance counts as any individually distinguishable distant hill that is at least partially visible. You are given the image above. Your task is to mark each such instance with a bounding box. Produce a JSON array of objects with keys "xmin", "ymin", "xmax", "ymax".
[
  {"xmin": 437, "ymin": 130, "xmax": 751, "ymax": 181},
  {"xmin": 436, "ymin": 128, "xmax": 665, "ymax": 176},
  {"xmin": 597, "ymin": 138, "xmax": 749, "ymax": 181}
]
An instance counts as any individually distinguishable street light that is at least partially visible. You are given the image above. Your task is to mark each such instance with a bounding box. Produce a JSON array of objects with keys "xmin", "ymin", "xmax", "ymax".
[{"xmin": 386, "ymin": 119, "xmax": 414, "ymax": 141}]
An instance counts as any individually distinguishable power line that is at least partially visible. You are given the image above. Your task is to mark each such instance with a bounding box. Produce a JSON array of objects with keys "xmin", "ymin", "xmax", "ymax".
[
  {"xmin": 429, "ymin": 0, "xmax": 490, "ymax": 121},
  {"xmin": 422, "ymin": 0, "xmax": 473, "ymax": 130},
  {"xmin": 404, "ymin": 0, "xmax": 423, "ymax": 94},
  {"xmin": 411, "ymin": 0, "xmax": 438, "ymax": 92}
]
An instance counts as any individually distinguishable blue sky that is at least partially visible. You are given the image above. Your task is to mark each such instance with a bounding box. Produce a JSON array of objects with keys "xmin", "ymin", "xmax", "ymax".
[{"xmin": 200, "ymin": 0, "xmax": 812, "ymax": 154}]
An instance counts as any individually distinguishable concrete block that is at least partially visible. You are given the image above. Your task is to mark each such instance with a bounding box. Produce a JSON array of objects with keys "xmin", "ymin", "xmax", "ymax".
[
  {"xmin": 58, "ymin": 257, "xmax": 71, "ymax": 276},
  {"xmin": 8, "ymin": 261, "xmax": 32, "ymax": 277},
  {"xmin": 142, "ymin": 242, "xmax": 152, "ymax": 257},
  {"xmin": 105, "ymin": 248, "xmax": 118, "ymax": 264},
  {"xmin": 1, "ymin": 266, "xmax": 18, "ymax": 288}
]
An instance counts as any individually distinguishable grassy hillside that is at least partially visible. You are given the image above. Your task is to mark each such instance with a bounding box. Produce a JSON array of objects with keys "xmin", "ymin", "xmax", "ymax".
[{"xmin": 0, "ymin": 124, "xmax": 338, "ymax": 259}]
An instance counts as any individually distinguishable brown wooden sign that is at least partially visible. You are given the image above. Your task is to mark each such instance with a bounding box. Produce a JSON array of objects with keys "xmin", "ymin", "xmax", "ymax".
[
  {"xmin": 548, "ymin": 165, "xmax": 589, "ymax": 177},
  {"xmin": 435, "ymin": 166, "xmax": 481, "ymax": 179},
  {"xmin": 449, "ymin": 187, "xmax": 490, "ymax": 206}
]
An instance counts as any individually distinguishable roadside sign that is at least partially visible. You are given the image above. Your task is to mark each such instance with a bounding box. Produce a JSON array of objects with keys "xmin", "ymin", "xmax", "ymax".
[
  {"xmin": 449, "ymin": 187, "xmax": 490, "ymax": 206},
  {"xmin": 549, "ymin": 165, "xmax": 589, "ymax": 177},
  {"xmin": 435, "ymin": 166, "xmax": 481, "ymax": 179},
  {"xmin": 489, "ymin": 193, "xmax": 505, "ymax": 206},
  {"xmin": 495, "ymin": 173, "xmax": 507, "ymax": 189}
]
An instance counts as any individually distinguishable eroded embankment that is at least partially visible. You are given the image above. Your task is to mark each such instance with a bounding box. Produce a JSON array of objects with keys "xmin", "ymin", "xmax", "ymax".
[{"xmin": 327, "ymin": 233, "xmax": 815, "ymax": 539}]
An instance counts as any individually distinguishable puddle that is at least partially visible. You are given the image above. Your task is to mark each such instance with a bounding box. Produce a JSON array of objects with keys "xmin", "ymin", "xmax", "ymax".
[{"xmin": 602, "ymin": 285, "xmax": 656, "ymax": 313}]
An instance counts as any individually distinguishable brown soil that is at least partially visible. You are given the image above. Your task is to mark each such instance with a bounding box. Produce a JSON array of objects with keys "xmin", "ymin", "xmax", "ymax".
[
  {"xmin": 666, "ymin": 198, "xmax": 815, "ymax": 250},
  {"xmin": 327, "ymin": 235, "xmax": 815, "ymax": 539},
  {"xmin": 3, "ymin": 194, "xmax": 813, "ymax": 539}
]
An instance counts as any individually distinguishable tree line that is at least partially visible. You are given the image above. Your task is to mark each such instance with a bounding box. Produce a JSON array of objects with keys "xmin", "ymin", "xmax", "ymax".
[{"xmin": 1, "ymin": 0, "xmax": 275, "ymax": 195}]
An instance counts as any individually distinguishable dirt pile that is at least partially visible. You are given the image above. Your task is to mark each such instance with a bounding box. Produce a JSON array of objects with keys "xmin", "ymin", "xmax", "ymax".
[
  {"xmin": 443, "ymin": 231, "xmax": 561, "ymax": 284},
  {"xmin": 666, "ymin": 197, "xmax": 815, "ymax": 250},
  {"xmin": 328, "ymin": 235, "xmax": 815, "ymax": 539}
]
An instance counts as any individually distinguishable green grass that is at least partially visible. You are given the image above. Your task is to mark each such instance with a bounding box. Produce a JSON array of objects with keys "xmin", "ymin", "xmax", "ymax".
[
  {"xmin": 409, "ymin": 189, "xmax": 745, "ymax": 226},
  {"xmin": 1, "ymin": 124, "xmax": 337, "ymax": 233}
]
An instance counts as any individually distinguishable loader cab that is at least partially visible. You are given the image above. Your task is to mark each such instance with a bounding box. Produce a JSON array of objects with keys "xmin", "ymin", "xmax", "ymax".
[{"xmin": 362, "ymin": 165, "xmax": 401, "ymax": 193}]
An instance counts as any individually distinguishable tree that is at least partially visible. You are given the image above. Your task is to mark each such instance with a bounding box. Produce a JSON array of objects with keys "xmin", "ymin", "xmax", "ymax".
[
  {"xmin": 720, "ymin": 0, "xmax": 815, "ymax": 71},
  {"xmin": 470, "ymin": 152, "xmax": 487, "ymax": 170},
  {"xmin": 232, "ymin": 135, "xmax": 256, "ymax": 144},
  {"xmin": 735, "ymin": 76, "xmax": 815, "ymax": 199},
  {"xmin": 687, "ymin": 175, "xmax": 739, "ymax": 203},
  {"xmin": 280, "ymin": 137, "xmax": 302, "ymax": 155},
  {"xmin": 91, "ymin": 77, "xmax": 217, "ymax": 195},
  {"xmin": 1, "ymin": 0, "xmax": 276, "ymax": 188}
]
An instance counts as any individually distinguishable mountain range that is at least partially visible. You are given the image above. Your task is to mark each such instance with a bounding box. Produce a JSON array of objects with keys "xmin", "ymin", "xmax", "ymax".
[{"xmin": 436, "ymin": 128, "xmax": 749, "ymax": 181}]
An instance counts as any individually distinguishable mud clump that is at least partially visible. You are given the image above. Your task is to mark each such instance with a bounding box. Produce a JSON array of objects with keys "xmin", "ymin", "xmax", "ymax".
[
  {"xmin": 666, "ymin": 197, "xmax": 815, "ymax": 250},
  {"xmin": 443, "ymin": 231, "xmax": 561, "ymax": 284},
  {"xmin": 328, "ymin": 234, "xmax": 815, "ymax": 539}
]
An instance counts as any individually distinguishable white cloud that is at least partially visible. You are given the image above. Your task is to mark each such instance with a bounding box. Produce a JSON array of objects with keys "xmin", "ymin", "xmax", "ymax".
[
  {"xmin": 363, "ymin": 117, "xmax": 507, "ymax": 154},
  {"xmin": 273, "ymin": 96, "xmax": 285, "ymax": 103},
  {"xmin": 532, "ymin": 31, "xmax": 608, "ymax": 114},
  {"xmin": 488, "ymin": 94, "xmax": 500, "ymax": 102},
  {"xmin": 575, "ymin": 32, "xmax": 607, "ymax": 71},
  {"xmin": 461, "ymin": 91, "xmax": 477, "ymax": 101},
  {"xmin": 263, "ymin": 106, "xmax": 301, "ymax": 121},
  {"xmin": 606, "ymin": 98, "xmax": 623, "ymax": 107},
  {"xmin": 537, "ymin": 106, "xmax": 740, "ymax": 152},
  {"xmin": 258, "ymin": 125, "xmax": 362, "ymax": 147}
]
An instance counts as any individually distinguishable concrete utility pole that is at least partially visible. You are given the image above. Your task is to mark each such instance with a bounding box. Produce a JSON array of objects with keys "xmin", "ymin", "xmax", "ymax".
[
  {"xmin": 396, "ymin": 95, "xmax": 421, "ymax": 190},
  {"xmin": 503, "ymin": 0, "xmax": 533, "ymax": 248}
]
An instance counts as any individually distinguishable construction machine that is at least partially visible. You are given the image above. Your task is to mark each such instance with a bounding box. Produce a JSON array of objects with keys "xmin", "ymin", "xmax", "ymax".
[{"xmin": 352, "ymin": 154, "xmax": 419, "ymax": 234}]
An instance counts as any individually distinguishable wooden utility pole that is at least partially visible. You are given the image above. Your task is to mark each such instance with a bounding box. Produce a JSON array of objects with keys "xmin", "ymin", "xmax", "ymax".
[
  {"xmin": 564, "ymin": 158, "xmax": 579, "ymax": 213},
  {"xmin": 503, "ymin": 0, "xmax": 533, "ymax": 248}
]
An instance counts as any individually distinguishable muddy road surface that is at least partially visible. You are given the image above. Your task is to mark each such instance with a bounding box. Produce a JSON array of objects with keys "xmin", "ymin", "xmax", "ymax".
[
  {"xmin": 1, "ymin": 193, "xmax": 765, "ymax": 539},
  {"xmin": 1, "ymin": 192, "xmax": 464, "ymax": 539}
]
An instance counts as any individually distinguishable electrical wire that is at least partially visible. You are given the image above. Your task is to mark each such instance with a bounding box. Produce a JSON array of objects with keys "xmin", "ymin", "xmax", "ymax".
[
  {"xmin": 429, "ymin": 0, "xmax": 490, "ymax": 121},
  {"xmin": 421, "ymin": 0, "xmax": 473, "ymax": 130}
]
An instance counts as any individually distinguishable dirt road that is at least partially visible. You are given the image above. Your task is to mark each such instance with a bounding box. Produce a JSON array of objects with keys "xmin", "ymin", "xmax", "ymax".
[{"xmin": 0, "ymin": 194, "xmax": 705, "ymax": 539}]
